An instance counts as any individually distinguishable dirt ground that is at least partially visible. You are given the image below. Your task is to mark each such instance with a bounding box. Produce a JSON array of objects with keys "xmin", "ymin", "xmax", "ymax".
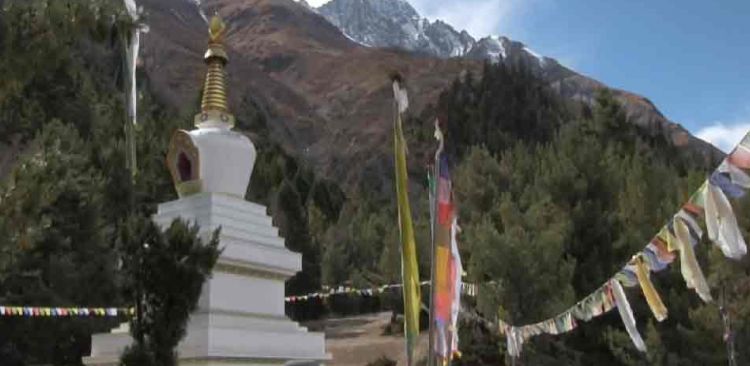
[{"xmin": 305, "ymin": 312, "xmax": 428, "ymax": 366}]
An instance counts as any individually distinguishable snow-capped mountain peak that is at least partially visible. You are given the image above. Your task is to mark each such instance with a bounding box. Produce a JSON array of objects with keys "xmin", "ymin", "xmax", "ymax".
[
  {"xmin": 472, "ymin": 36, "xmax": 507, "ymax": 61},
  {"xmin": 317, "ymin": 0, "xmax": 475, "ymax": 59},
  {"xmin": 523, "ymin": 46, "xmax": 547, "ymax": 67},
  {"xmin": 314, "ymin": 0, "xmax": 558, "ymax": 71}
]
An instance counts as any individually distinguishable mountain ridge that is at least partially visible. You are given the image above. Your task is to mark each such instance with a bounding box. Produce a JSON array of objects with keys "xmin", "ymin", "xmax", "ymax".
[
  {"xmin": 313, "ymin": 0, "xmax": 718, "ymax": 156},
  {"xmin": 136, "ymin": 0, "xmax": 720, "ymax": 194}
]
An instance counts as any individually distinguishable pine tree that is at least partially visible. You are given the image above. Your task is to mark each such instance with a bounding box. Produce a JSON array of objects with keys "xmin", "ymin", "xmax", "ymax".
[
  {"xmin": 118, "ymin": 218, "xmax": 221, "ymax": 366},
  {"xmin": 0, "ymin": 121, "xmax": 119, "ymax": 364}
]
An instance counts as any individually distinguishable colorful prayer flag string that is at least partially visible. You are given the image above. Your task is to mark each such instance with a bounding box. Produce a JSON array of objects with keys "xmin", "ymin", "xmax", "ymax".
[
  {"xmin": 0, "ymin": 306, "xmax": 134, "ymax": 317},
  {"xmin": 284, "ymin": 281, "xmax": 477, "ymax": 303},
  {"xmin": 494, "ymin": 130, "xmax": 750, "ymax": 358}
]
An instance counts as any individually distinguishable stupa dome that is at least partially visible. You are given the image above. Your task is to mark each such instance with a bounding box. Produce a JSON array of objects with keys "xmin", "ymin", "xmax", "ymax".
[{"xmin": 166, "ymin": 15, "xmax": 256, "ymax": 198}]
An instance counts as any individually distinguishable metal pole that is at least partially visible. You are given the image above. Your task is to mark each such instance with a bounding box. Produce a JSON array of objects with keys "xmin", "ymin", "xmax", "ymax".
[
  {"xmin": 121, "ymin": 18, "xmax": 142, "ymax": 346},
  {"xmin": 721, "ymin": 285, "xmax": 737, "ymax": 366},
  {"xmin": 427, "ymin": 137, "xmax": 441, "ymax": 366}
]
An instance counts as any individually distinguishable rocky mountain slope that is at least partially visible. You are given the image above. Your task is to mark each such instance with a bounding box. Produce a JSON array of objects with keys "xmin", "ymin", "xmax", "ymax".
[
  {"xmin": 139, "ymin": 0, "xmax": 478, "ymax": 193},
  {"xmin": 136, "ymin": 0, "xmax": 719, "ymax": 194},
  {"xmin": 317, "ymin": 0, "xmax": 474, "ymax": 57},
  {"xmin": 314, "ymin": 0, "xmax": 715, "ymax": 151},
  {"xmin": 315, "ymin": 0, "xmax": 578, "ymax": 69}
]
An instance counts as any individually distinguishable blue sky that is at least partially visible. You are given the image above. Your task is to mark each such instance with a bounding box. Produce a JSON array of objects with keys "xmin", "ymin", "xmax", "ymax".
[{"xmin": 308, "ymin": 0, "xmax": 750, "ymax": 151}]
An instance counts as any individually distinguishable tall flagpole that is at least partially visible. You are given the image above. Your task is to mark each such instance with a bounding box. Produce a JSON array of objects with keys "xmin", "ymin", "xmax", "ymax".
[
  {"xmin": 123, "ymin": 0, "xmax": 141, "ymax": 178},
  {"xmin": 122, "ymin": 0, "xmax": 144, "ymax": 345},
  {"xmin": 720, "ymin": 285, "xmax": 737, "ymax": 366},
  {"xmin": 392, "ymin": 74, "xmax": 421, "ymax": 366},
  {"xmin": 427, "ymin": 156, "xmax": 437, "ymax": 366}
]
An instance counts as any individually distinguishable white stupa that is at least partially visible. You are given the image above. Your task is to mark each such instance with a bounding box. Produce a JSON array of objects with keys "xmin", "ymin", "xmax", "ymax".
[{"xmin": 84, "ymin": 15, "xmax": 328, "ymax": 366}]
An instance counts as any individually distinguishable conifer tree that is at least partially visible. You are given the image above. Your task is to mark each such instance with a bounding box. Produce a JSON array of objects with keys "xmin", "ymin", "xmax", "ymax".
[{"xmin": 118, "ymin": 218, "xmax": 220, "ymax": 366}]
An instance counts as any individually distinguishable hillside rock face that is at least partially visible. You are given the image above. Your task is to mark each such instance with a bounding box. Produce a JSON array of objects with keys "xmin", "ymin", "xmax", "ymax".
[
  {"xmin": 139, "ymin": 0, "xmax": 476, "ymax": 194},
  {"xmin": 315, "ymin": 0, "xmax": 719, "ymax": 156},
  {"xmin": 317, "ymin": 0, "xmax": 567, "ymax": 68},
  {"xmin": 318, "ymin": 0, "xmax": 474, "ymax": 57},
  {"xmin": 136, "ymin": 0, "xmax": 718, "ymax": 194}
]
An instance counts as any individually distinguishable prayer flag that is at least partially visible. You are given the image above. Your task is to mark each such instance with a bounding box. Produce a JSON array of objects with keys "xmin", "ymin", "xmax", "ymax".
[
  {"xmin": 430, "ymin": 121, "xmax": 462, "ymax": 362},
  {"xmin": 612, "ymin": 279, "xmax": 647, "ymax": 352},
  {"xmin": 634, "ymin": 255, "xmax": 668, "ymax": 322},
  {"xmin": 673, "ymin": 217, "xmax": 713, "ymax": 302},
  {"xmin": 729, "ymin": 133, "xmax": 750, "ymax": 169},
  {"xmin": 449, "ymin": 217, "xmax": 463, "ymax": 358},
  {"xmin": 705, "ymin": 182, "xmax": 747, "ymax": 259},
  {"xmin": 122, "ymin": 0, "xmax": 144, "ymax": 176},
  {"xmin": 392, "ymin": 78, "xmax": 421, "ymax": 366}
]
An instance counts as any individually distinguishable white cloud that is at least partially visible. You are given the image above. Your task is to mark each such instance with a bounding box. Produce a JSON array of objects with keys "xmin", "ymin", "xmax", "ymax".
[
  {"xmin": 302, "ymin": 0, "xmax": 533, "ymax": 38},
  {"xmin": 410, "ymin": 0, "xmax": 524, "ymax": 37},
  {"xmin": 696, "ymin": 122, "xmax": 750, "ymax": 153}
]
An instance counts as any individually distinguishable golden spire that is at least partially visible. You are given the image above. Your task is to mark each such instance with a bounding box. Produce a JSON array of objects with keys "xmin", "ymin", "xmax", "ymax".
[{"xmin": 195, "ymin": 15, "xmax": 235, "ymax": 128}]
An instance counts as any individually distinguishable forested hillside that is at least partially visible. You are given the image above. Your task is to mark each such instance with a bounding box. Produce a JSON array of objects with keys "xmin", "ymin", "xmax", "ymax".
[
  {"xmin": 0, "ymin": 2, "xmax": 137, "ymax": 362},
  {"xmin": 0, "ymin": 1, "xmax": 747, "ymax": 365},
  {"xmin": 0, "ymin": 0, "xmax": 342, "ymax": 362},
  {"xmin": 427, "ymin": 65, "xmax": 749, "ymax": 365},
  {"xmin": 294, "ymin": 63, "xmax": 748, "ymax": 365}
]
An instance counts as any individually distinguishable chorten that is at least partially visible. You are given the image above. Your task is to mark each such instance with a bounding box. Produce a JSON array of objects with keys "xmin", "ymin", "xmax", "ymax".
[{"xmin": 84, "ymin": 15, "xmax": 329, "ymax": 366}]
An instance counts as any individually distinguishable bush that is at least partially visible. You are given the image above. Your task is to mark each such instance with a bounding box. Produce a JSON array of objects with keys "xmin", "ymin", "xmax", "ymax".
[{"xmin": 367, "ymin": 356, "xmax": 397, "ymax": 366}]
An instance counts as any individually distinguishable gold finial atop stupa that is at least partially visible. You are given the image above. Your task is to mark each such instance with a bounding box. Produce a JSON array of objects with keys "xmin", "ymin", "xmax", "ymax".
[
  {"xmin": 209, "ymin": 15, "xmax": 227, "ymax": 42},
  {"xmin": 195, "ymin": 14, "xmax": 234, "ymax": 128}
]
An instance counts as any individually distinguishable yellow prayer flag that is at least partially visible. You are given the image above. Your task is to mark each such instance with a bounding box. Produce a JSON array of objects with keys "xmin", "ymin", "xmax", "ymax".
[
  {"xmin": 393, "ymin": 78, "xmax": 421, "ymax": 366},
  {"xmin": 634, "ymin": 255, "xmax": 668, "ymax": 322}
]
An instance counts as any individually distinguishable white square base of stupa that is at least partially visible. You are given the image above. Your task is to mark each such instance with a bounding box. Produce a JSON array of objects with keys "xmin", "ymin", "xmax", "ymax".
[{"xmin": 83, "ymin": 193, "xmax": 329, "ymax": 366}]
